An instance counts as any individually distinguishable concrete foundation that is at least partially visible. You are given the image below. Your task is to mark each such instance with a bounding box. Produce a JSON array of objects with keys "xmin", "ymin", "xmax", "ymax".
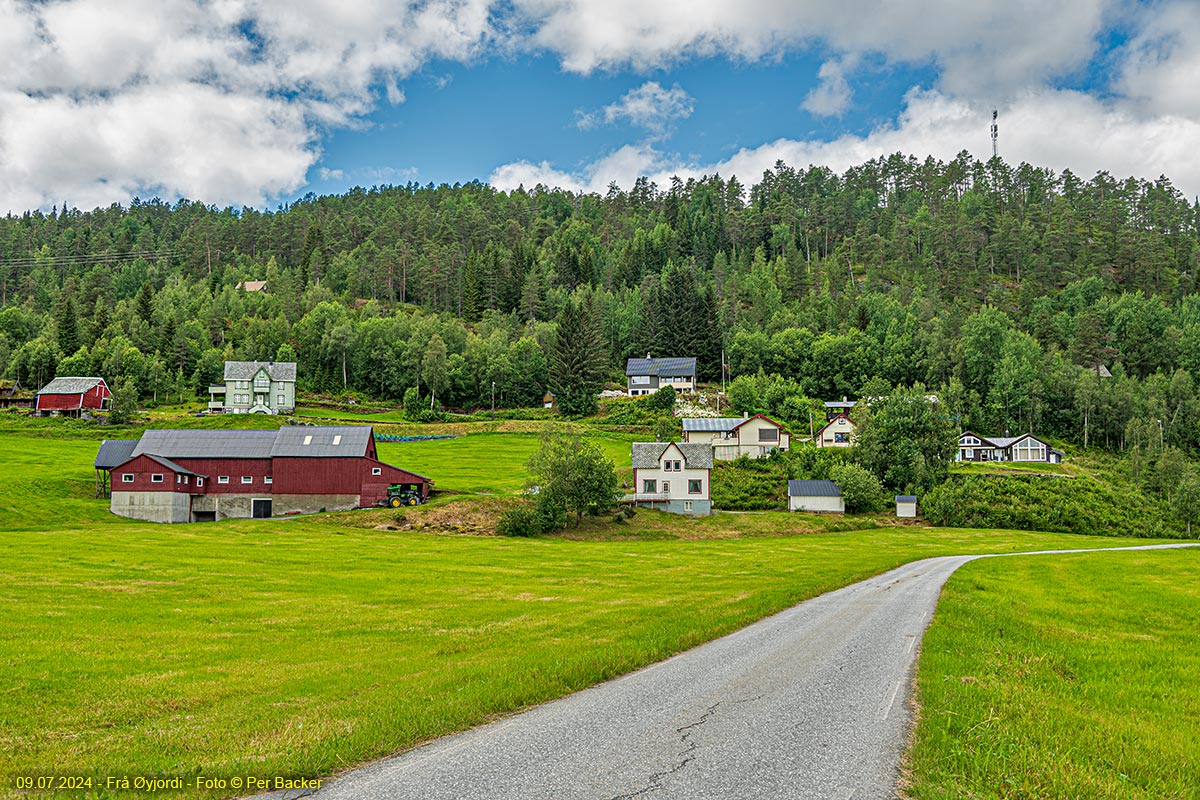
[
  {"xmin": 634, "ymin": 499, "xmax": 711, "ymax": 517},
  {"xmin": 111, "ymin": 491, "xmax": 192, "ymax": 523},
  {"xmin": 272, "ymin": 493, "xmax": 360, "ymax": 515}
]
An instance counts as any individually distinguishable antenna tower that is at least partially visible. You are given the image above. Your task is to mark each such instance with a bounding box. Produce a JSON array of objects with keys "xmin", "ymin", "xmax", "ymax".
[{"xmin": 990, "ymin": 110, "xmax": 999, "ymax": 159}]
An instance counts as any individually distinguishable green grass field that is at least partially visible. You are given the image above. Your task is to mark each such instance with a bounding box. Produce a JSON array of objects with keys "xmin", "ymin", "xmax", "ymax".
[{"xmin": 905, "ymin": 549, "xmax": 1200, "ymax": 799}]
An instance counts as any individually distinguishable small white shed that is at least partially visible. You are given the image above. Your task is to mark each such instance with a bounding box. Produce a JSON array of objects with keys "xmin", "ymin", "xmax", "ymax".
[
  {"xmin": 788, "ymin": 480, "xmax": 845, "ymax": 513},
  {"xmin": 895, "ymin": 495, "xmax": 918, "ymax": 518}
]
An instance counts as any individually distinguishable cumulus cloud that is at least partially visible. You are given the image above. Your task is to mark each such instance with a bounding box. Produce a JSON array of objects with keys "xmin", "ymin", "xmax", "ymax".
[
  {"xmin": 577, "ymin": 81, "xmax": 694, "ymax": 134},
  {"xmin": 1115, "ymin": 0, "xmax": 1200, "ymax": 118},
  {"xmin": 0, "ymin": 0, "xmax": 492, "ymax": 211},
  {"xmin": 801, "ymin": 56, "xmax": 857, "ymax": 117},
  {"xmin": 493, "ymin": 89, "xmax": 1200, "ymax": 199},
  {"xmin": 491, "ymin": 144, "xmax": 661, "ymax": 193}
]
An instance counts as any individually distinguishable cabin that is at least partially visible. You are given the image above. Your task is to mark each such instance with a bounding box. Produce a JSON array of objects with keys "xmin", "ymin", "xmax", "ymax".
[
  {"xmin": 681, "ymin": 414, "xmax": 790, "ymax": 459},
  {"xmin": 896, "ymin": 495, "xmax": 918, "ymax": 518},
  {"xmin": 625, "ymin": 355, "xmax": 697, "ymax": 396},
  {"xmin": 0, "ymin": 379, "xmax": 33, "ymax": 409},
  {"xmin": 35, "ymin": 376, "xmax": 111, "ymax": 416},
  {"xmin": 101, "ymin": 426, "xmax": 430, "ymax": 523},
  {"xmin": 813, "ymin": 414, "xmax": 856, "ymax": 448},
  {"xmin": 236, "ymin": 280, "xmax": 268, "ymax": 292},
  {"xmin": 788, "ymin": 480, "xmax": 845, "ymax": 513},
  {"xmin": 957, "ymin": 432, "xmax": 1064, "ymax": 464},
  {"xmin": 627, "ymin": 441, "xmax": 713, "ymax": 516}
]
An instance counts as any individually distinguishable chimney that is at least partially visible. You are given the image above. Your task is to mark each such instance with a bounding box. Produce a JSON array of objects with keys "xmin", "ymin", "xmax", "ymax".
[
  {"xmin": 743, "ymin": 412, "xmax": 749, "ymax": 419},
  {"xmin": 842, "ymin": 396, "xmax": 848, "ymax": 402},
  {"xmin": 1005, "ymin": 429, "xmax": 1010, "ymax": 437},
  {"xmin": 646, "ymin": 352, "xmax": 651, "ymax": 359}
]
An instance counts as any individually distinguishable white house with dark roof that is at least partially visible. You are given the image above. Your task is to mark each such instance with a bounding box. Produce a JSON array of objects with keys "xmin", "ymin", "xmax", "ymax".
[
  {"xmin": 625, "ymin": 355, "xmax": 698, "ymax": 396},
  {"xmin": 627, "ymin": 442, "xmax": 713, "ymax": 516},
  {"xmin": 788, "ymin": 480, "xmax": 845, "ymax": 513},
  {"xmin": 813, "ymin": 414, "xmax": 856, "ymax": 448},
  {"xmin": 681, "ymin": 414, "xmax": 790, "ymax": 459},
  {"xmin": 957, "ymin": 431, "xmax": 1064, "ymax": 464},
  {"xmin": 209, "ymin": 360, "xmax": 296, "ymax": 414}
]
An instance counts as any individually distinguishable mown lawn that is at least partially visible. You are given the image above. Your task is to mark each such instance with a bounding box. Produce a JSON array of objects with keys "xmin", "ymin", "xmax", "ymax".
[{"xmin": 906, "ymin": 548, "xmax": 1200, "ymax": 799}]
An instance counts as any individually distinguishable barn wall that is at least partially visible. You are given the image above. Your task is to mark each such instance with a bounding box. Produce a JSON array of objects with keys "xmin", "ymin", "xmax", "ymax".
[
  {"xmin": 111, "ymin": 491, "xmax": 191, "ymax": 523},
  {"xmin": 82, "ymin": 383, "xmax": 110, "ymax": 409},
  {"xmin": 272, "ymin": 493, "xmax": 360, "ymax": 514},
  {"xmin": 36, "ymin": 393, "xmax": 82, "ymax": 411},
  {"xmin": 112, "ymin": 454, "xmax": 190, "ymax": 492},
  {"xmin": 273, "ymin": 457, "xmax": 366, "ymax": 495},
  {"xmin": 173, "ymin": 458, "xmax": 272, "ymax": 492}
]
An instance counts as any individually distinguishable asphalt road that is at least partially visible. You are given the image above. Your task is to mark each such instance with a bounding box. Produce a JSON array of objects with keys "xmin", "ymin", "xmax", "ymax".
[{"xmin": 268, "ymin": 543, "xmax": 1198, "ymax": 800}]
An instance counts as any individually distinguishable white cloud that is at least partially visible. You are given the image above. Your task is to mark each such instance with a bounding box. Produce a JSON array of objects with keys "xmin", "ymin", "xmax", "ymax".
[
  {"xmin": 491, "ymin": 144, "xmax": 660, "ymax": 193},
  {"xmin": 0, "ymin": 0, "xmax": 493, "ymax": 212},
  {"xmin": 577, "ymin": 81, "xmax": 694, "ymax": 134},
  {"xmin": 1115, "ymin": 0, "xmax": 1200, "ymax": 118},
  {"xmin": 801, "ymin": 56, "xmax": 857, "ymax": 117},
  {"xmin": 493, "ymin": 89, "xmax": 1200, "ymax": 199}
]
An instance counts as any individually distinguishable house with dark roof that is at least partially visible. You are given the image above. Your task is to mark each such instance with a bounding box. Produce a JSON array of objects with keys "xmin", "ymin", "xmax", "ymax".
[
  {"xmin": 208, "ymin": 360, "xmax": 296, "ymax": 414},
  {"xmin": 957, "ymin": 431, "xmax": 1064, "ymax": 464},
  {"xmin": 788, "ymin": 480, "xmax": 845, "ymax": 513},
  {"xmin": 625, "ymin": 355, "xmax": 697, "ymax": 396},
  {"xmin": 681, "ymin": 414, "xmax": 790, "ymax": 459},
  {"xmin": 35, "ymin": 376, "xmax": 111, "ymax": 415},
  {"xmin": 626, "ymin": 441, "xmax": 713, "ymax": 516},
  {"xmin": 99, "ymin": 426, "xmax": 429, "ymax": 523},
  {"xmin": 0, "ymin": 379, "xmax": 33, "ymax": 409},
  {"xmin": 813, "ymin": 414, "xmax": 856, "ymax": 448}
]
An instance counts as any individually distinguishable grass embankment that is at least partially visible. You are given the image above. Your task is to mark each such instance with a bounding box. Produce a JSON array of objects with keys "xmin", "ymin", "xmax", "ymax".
[{"xmin": 906, "ymin": 548, "xmax": 1200, "ymax": 799}]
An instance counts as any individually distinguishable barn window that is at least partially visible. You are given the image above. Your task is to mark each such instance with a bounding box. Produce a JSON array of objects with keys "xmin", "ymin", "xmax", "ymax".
[
  {"xmin": 241, "ymin": 476, "xmax": 253, "ymax": 484},
  {"xmin": 264, "ymin": 476, "xmax": 272, "ymax": 484},
  {"xmin": 121, "ymin": 474, "xmax": 134, "ymax": 483},
  {"xmin": 182, "ymin": 476, "xmax": 188, "ymax": 484},
  {"xmin": 372, "ymin": 467, "xmax": 382, "ymax": 475},
  {"xmin": 303, "ymin": 435, "xmax": 312, "ymax": 445},
  {"xmin": 196, "ymin": 478, "xmax": 204, "ymax": 487},
  {"xmin": 218, "ymin": 476, "xmax": 229, "ymax": 484},
  {"xmin": 151, "ymin": 474, "xmax": 164, "ymax": 483},
  {"xmin": 332, "ymin": 435, "xmax": 342, "ymax": 445}
]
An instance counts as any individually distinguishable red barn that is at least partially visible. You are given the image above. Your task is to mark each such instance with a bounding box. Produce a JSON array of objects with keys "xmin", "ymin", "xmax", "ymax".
[
  {"xmin": 101, "ymin": 426, "xmax": 430, "ymax": 523},
  {"xmin": 36, "ymin": 376, "xmax": 111, "ymax": 415}
]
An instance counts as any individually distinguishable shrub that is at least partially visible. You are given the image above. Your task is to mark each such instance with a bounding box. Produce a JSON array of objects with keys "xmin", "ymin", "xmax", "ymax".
[
  {"xmin": 645, "ymin": 385, "xmax": 677, "ymax": 411},
  {"xmin": 829, "ymin": 463, "xmax": 886, "ymax": 512}
]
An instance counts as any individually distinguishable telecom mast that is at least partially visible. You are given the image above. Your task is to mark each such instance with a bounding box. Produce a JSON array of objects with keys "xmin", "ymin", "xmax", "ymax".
[{"xmin": 991, "ymin": 110, "xmax": 999, "ymax": 158}]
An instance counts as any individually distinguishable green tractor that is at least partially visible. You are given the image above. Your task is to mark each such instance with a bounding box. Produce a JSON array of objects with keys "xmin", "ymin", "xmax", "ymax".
[{"xmin": 385, "ymin": 484, "xmax": 425, "ymax": 508}]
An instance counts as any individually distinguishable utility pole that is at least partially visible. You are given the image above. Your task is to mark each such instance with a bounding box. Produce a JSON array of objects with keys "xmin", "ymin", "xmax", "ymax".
[
  {"xmin": 991, "ymin": 110, "xmax": 999, "ymax": 159},
  {"xmin": 491, "ymin": 381, "xmax": 496, "ymax": 422}
]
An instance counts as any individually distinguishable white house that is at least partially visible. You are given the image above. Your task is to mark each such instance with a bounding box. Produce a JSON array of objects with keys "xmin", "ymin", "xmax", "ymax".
[
  {"xmin": 957, "ymin": 432, "xmax": 1064, "ymax": 464},
  {"xmin": 813, "ymin": 414, "xmax": 856, "ymax": 448},
  {"xmin": 625, "ymin": 356, "xmax": 698, "ymax": 396},
  {"xmin": 628, "ymin": 442, "xmax": 713, "ymax": 516},
  {"xmin": 681, "ymin": 414, "xmax": 790, "ymax": 460},
  {"xmin": 788, "ymin": 480, "xmax": 845, "ymax": 513}
]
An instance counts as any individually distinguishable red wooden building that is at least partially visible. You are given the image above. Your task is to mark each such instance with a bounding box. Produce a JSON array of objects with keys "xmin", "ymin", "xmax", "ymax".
[
  {"xmin": 36, "ymin": 376, "xmax": 111, "ymax": 415},
  {"xmin": 99, "ymin": 426, "xmax": 430, "ymax": 523}
]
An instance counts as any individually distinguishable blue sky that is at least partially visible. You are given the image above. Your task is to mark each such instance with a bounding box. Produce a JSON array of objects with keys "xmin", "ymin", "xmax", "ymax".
[{"xmin": 2, "ymin": 1, "xmax": 1199, "ymax": 213}]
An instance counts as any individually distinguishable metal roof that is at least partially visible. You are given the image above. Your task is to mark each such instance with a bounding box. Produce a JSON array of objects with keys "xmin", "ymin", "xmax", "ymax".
[
  {"xmin": 895, "ymin": 495, "xmax": 918, "ymax": 503},
  {"xmin": 632, "ymin": 442, "xmax": 714, "ymax": 470},
  {"xmin": 223, "ymin": 361, "xmax": 297, "ymax": 381},
  {"xmin": 94, "ymin": 439, "xmax": 139, "ymax": 469},
  {"xmin": 625, "ymin": 357, "xmax": 697, "ymax": 377},
  {"xmin": 271, "ymin": 426, "xmax": 372, "ymax": 457},
  {"xmin": 133, "ymin": 429, "xmax": 279, "ymax": 459},
  {"xmin": 144, "ymin": 454, "xmax": 202, "ymax": 476},
  {"xmin": 681, "ymin": 417, "xmax": 743, "ymax": 433},
  {"xmin": 788, "ymin": 479, "xmax": 842, "ymax": 497},
  {"xmin": 824, "ymin": 400, "xmax": 856, "ymax": 408},
  {"xmin": 37, "ymin": 376, "xmax": 105, "ymax": 395}
]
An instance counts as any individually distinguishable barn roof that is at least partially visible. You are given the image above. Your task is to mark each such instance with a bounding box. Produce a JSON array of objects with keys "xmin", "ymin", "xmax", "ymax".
[
  {"xmin": 133, "ymin": 429, "xmax": 279, "ymax": 459},
  {"xmin": 625, "ymin": 357, "xmax": 697, "ymax": 377},
  {"xmin": 271, "ymin": 426, "xmax": 372, "ymax": 457},
  {"xmin": 224, "ymin": 361, "xmax": 297, "ymax": 381},
  {"xmin": 37, "ymin": 376, "xmax": 105, "ymax": 395},
  {"xmin": 95, "ymin": 439, "xmax": 139, "ymax": 469},
  {"xmin": 143, "ymin": 454, "xmax": 202, "ymax": 476},
  {"xmin": 632, "ymin": 442, "xmax": 714, "ymax": 470},
  {"xmin": 788, "ymin": 479, "xmax": 842, "ymax": 497}
]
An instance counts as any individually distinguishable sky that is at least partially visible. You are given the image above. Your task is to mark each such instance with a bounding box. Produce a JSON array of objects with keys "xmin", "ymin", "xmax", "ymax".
[{"xmin": 1, "ymin": 0, "xmax": 1199, "ymax": 214}]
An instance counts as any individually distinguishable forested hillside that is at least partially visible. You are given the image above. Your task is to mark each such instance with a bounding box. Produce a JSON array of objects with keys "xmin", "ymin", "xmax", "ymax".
[{"xmin": 2, "ymin": 152, "xmax": 1199, "ymax": 454}]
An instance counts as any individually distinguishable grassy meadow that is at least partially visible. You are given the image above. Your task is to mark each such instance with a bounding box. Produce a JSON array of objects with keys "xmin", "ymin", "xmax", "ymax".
[
  {"xmin": 906, "ymin": 548, "xmax": 1200, "ymax": 799},
  {"xmin": 1, "ymin": 414, "xmax": 1196, "ymax": 798}
]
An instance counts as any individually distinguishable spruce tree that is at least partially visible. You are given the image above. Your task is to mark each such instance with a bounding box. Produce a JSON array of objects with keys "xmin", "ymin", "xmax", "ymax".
[
  {"xmin": 551, "ymin": 297, "xmax": 608, "ymax": 417},
  {"xmin": 55, "ymin": 292, "xmax": 80, "ymax": 357}
]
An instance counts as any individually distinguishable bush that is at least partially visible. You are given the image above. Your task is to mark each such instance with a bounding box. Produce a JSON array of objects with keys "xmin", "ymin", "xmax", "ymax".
[
  {"xmin": 496, "ymin": 498, "xmax": 564, "ymax": 537},
  {"xmin": 645, "ymin": 385, "xmax": 677, "ymax": 411},
  {"xmin": 829, "ymin": 463, "xmax": 886, "ymax": 512}
]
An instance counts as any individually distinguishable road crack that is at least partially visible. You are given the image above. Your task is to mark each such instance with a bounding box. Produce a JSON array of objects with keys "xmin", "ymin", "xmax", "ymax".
[{"xmin": 608, "ymin": 695, "xmax": 762, "ymax": 800}]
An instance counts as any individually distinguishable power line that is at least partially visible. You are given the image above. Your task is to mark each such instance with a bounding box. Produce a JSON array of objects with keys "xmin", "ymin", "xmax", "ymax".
[{"xmin": 0, "ymin": 249, "xmax": 176, "ymax": 271}]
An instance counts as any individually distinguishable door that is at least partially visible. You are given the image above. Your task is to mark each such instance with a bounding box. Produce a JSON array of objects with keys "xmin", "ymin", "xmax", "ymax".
[{"xmin": 252, "ymin": 498, "xmax": 272, "ymax": 519}]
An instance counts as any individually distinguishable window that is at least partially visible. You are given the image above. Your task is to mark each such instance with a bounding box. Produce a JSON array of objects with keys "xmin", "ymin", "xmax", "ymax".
[
  {"xmin": 151, "ymin": 474, "xmax": 164, "ymax": 483},
  {"xmin": 758, "ymin": 427, "xmax": 779, "ymax": 443},
  {"xmin": 834, "ymin": 432, "xmax": 849, "ymax": 443},
  {"xmin": 182, "ymin": 476, "xmax": 188, "ymax": 485},
  {"xmin": 688, "ymin": 479, "xmax": 702, "ymax": 494},
  {"xmin": 684, "ymin": 501, "xmax": 693, "ymax": 512},
  {"xmin": 218, "ymin": 476, "xmax": 229, "ymax": 484},
  {"xmin": 241, "ymin": 476, "xmax": 253, "ymax": 484},
  {"xmin": 631, "ymin": 376, "xmax": 650, "ymax": 385},
  {"xmin": 303, "ymin": 435, "xmax": 312, "ymax": 445},
  {"xmin": 662, "ymin": 481, "xmax": 670, "ymax": 494},
  {"xmin": 332, "ymin": 435, "xmax": 342, "ymax": 445},
  {"xmin": 372, "ymin": 467, "xmax": 382, "ymax": 476},
  {"xmin": 642, "ymin": 479, "xmax": 657, "ymax": 494},
  {"xmin": 196, "ymin": 478, "xmax": 204, "ymax": 487},
  {"xmin": 263, "ymin": 476, "xmax": 272, "ymax": 484},
  {"xmin": 278, "ymin": 395, "xmax": 285, "ymax": 405},
  {"xmin": 121, "ymin": 473, "xmax": 134, "ymax": 483}
]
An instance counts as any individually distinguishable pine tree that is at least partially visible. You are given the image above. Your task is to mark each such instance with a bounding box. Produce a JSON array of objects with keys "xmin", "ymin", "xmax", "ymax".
[
  {"xmin": 55, "ymin": 291, "xmax": 80, "ymax": 357},
  {"xmin": 551, "ymin": 297, "xmax": 608, "ymax": 417}
]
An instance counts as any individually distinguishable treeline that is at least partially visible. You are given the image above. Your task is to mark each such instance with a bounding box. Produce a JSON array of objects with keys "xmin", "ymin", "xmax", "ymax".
[{"xmin": 2, "ymin": 152, "xmax": 1200, "ymax": 452}]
